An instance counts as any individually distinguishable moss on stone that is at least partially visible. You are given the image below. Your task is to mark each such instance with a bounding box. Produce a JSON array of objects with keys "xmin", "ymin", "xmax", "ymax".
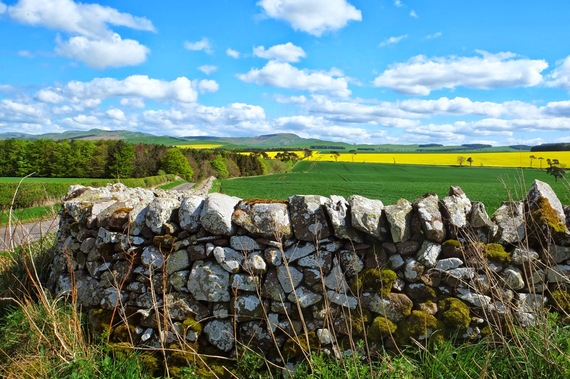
[
  {"xmin": 485, "ymin": 243, "xmax": 511, "ymax": 263},
  {"xmin": 153, "ymin": 234, "xmax": 175, "ymax": 250},
  {"xmin": 283, "ymin": 331, "xmax": 319, "ymax": 359},
  {"xmin": 111, "ymin": 323, "xmax": 137, "ymax": 342},
  {"xmin": 442, "ymin": 239, "xmax": 461, "ymax": 248},
  {"xmin": 351, "ymin": 309, "xmax": 372, "ymax": 337},
  {"xmin": 532, "ymin": 196, "xmax": 567, "ymax": 234},
  {"xmin": 438, "ymin": 298, "xmax": 471, "ymax": 329},
  {"xmin": 183, "ymin": 316, "xmax": 202, "ymax": 333},
  {"xmin": 550, "ymin": 289, "xmax": 570, "ymax": 313},
  {"xmin": 395, "ymin": 310, "xmax": 444, "ymax": 346},
  {"xmin": 350, "ymin": 268, "xmax": 397, "ymax": 296},
  {"xmin": 367, "ymin": 316, "xmax": 397, "ymax": 341}
]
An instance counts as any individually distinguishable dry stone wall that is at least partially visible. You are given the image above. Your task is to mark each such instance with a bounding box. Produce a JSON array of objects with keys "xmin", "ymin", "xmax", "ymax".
[{"xmin": 50, "ymin": 180, "xmax": 570, "ymax": 359}]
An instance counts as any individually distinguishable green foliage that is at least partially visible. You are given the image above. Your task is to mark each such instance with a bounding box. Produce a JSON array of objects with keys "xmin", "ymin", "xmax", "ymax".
[
  {"xmin": 211, "ymin": 154, "xmax": 229, "ymax": 179},
  {"xmin": 160, "ymin": 148, "xmax": 194, "ymax": 180},
  {"xmin": 550, "ymin": 289, "xmax": 570, "ymax": 313}
]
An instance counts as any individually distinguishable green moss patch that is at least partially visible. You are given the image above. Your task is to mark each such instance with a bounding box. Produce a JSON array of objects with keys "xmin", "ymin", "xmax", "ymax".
[
  {"xmin": 438, "ymin": 298, "xmax": 471, "ymax": 330},
  {"xmin": 367, "ymin": 316, "xmax": 397, "ymax": 341},
  {"xmin": 485, "ymin": 243, "xmax": 511, "ymax": 263},
  {"xmin": 351, "ymin": 268, "xmax": 397, "ymax": 296}
]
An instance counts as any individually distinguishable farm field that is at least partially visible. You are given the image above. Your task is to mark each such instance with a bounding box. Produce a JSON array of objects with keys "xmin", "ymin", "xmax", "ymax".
[
  {"xmin": 218, "ymin": 160, "xmax": 569, "ymax": 213},
  {"xmin": 308, "ymin": 151, "xmax": 570, "ymax": 168}
]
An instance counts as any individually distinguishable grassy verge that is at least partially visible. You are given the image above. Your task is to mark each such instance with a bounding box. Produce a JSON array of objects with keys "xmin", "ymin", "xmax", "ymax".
[
  {"xmin": 158, "ymin": 180, "xmax": 189, "ymax": 191},
  {"xmin": 0, "ymin": 204, "xmax": 60, "ymax": 226}
]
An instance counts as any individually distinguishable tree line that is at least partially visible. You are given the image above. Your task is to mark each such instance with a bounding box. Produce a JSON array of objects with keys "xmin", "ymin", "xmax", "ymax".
[{"xmin": 0, "ymin": 139, "xmax": 292, "ymax": 181}]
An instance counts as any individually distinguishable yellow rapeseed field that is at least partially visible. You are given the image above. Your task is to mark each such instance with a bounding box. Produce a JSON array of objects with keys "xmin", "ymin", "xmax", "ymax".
[{"xmin": 308, "ymin": 151, "xmax": 570, "ymax": 168}]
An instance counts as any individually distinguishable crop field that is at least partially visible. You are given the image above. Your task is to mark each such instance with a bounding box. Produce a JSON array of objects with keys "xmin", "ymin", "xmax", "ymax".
[
  {"xmin": 308, "ymin": 151, "xmax": 570, "ymax": 168},
  {"xmin": 219, "ymin": 161, "xmax": 569, "ymax": 213},
  {"xmin": 176, "ymin": 143, "xmax": 224, "ymax": 149}
]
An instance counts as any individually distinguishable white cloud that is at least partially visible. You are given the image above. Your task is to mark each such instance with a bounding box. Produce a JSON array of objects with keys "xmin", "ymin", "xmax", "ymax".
[
  {"xmin": 380, "ymin": 35, "xmax": 408, "ymax": 47},
  {"xmin": 120, "ymin": 98, "xmax": 145, "ymax": 108},
  {"xmin": 410, "ymin": 10, "xmax": 418, "ymax": 18},
  {"xmin": 394, "ymin": 0, "xmax": 403, "ymax": 8},
  {"xmin": 0, "ymin": 2, "xmax": 6, "ymax": 14},
  {"xmin": 373, "ymin": 51, "xmax": 548, "ymax": 95},
  {"xmin": 238, "ymin": 61, "xmax": 351, "ymax": 97},
  {"xmin": 106, "ymin": 108, "xmax": 125, "ymax": 121},
  {"xmin": 61, "ymin": 75, "xmax": 199, "ymax": 103},
  {"xmin": 5, "ymin": 0, "xmax": 154, "ymax": 68},
  {"xmin": 253, "ymin": 42, "xmax": 306, "ymax": 62},
  {"xmin": 17, "ymin": 50, "xmax": 34, "ymax": 58},
  {"xmin": 56, "ymin": 33, "xmax": 149, "ymax": 69},
  {"xmin": 258, "ymin": 0, "xmax": 362, "ymax": 36},
  {"xmin": 546, "ymin": 55, "xmax": 570, "ymax": 90},
  {"xmin": 7, "ymin": 0, "xmax": 155, "ymax": 37},
  {"xmin": 36, "ymin": 89, "xmax": 65, "ymax": 104},
  {"xmin": 226, "ymin": 48, "xmax": 240, "ymax": 58},
  {"xmin": 198, "ymin": 65, "xmax": 218, "ymax": 75},
  {"xmin": 425, "ymin": 32, "xmax": 442, "ymax": 40},
  {"xmin": 184, "ymin": 37, "xmax": 213, "ymax": 54},
  {"xmin": 197, "ymin": 79, "xmax": 219, "ymax": 94}
]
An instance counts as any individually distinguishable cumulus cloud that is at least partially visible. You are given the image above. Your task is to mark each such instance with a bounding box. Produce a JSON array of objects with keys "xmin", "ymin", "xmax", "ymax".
[
  {"xmin": 5, "ymin": 0, "xmax": 154, "ymax": 69},
  {"xmin": 198, "ymin": 65, "xmax": 218, "ymax": 75},
  {"xmin": 253, "ymin": 42, "xmax": 306, "ymax": 62},
  {"xmin": 56, "ymin": 33, "xmax": 150, "ymax": 69},
  {"xmin": 257, "ymin": 0, "xmax": 362, "ymax": 36},
  {"xmin": 238, "ymin": 61, "xmax": 351, "ymax": 97},
  {"xmin": 373, "ymin": 51, "xmax": 548, "ymax": 95},
  {"xmin": 184, "ymin": 37, "xmax": 213, "ymax": 54},
  {"xmin": 197, "ymin": 79, "xmax": 219, "ymax": 94},
  {"xmin": 410, "ymin": 10, "xmax": 418, "ymax": 18},
  {"xmin": 379, "ymin": 35, "xmax": 408, "ymax": 47},
  {"xmin": 226, "ymin": 48, "xmax": 240, "ymax": 58},
  {"xmin": 546, "ymin": 55, "xmax": 570, "ymax": 90},
  {"xmin": 425, "ymin": 32, "xmax": 442, "ymax": 40},
  {"xmin": 0, "ymin": 2, "xmax": 6, "ymax": 14}
]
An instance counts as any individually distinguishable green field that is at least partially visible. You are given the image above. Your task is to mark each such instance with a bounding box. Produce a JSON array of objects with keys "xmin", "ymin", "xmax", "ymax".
[{"xmin": 219, "ymin": 161, "xmax": 569, "ymax": 213}]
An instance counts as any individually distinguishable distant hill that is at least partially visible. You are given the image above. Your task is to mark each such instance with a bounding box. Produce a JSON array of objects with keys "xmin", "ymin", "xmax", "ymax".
[
  {"xmin": 530, "ymin": 143, "xmax": 570, "ymax": 152},
  {"xmin": 0, "ymin": 129, "xmax": 534, "ymax": 152}
]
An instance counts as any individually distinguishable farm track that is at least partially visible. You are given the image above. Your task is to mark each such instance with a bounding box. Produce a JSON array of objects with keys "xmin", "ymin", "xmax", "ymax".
[{"xmin": 0, "ymin": 217, "xmax": 59, "ymax": 251}]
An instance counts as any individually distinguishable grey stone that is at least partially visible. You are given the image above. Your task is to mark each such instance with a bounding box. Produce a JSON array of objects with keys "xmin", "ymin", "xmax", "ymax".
[
  {"xmin": 435, "ymin": 257, "xmax": 463, "ymax": 271},
  {"xmin": 232, "ymin": 201, "xmax": 292, "ymax": 239},
  {"xmin": 325, "ymin": 195, "xmax": 362, "ymax": 242},
  {"xmin": 416, "ymin": 241, "xmax": 441, "ymax": 268},
  {"xmin": 231, "ymin": 274, "xmax": 260, "ymax": 291},
  {"xmin": 348, "ymin": 195, "xmax": 385, "ymax": 239},
  {"xmin": 230, "ymin": 235, "xmax": 261, "ymax": 251},
  {"xmin": 288, "ymin": 195, "xmax": 331, "ymax": 241},
  {"xmin": 165, "ymin": 250, "xmax": 190, "ymax": 275},
  {"xmin": 233, "ymin": 295, "xmax": 263, "ymax": 319},
  {"xmin": 388, "ymin": 254, "xmax": 405, "ymax": 270},
  {"xmin": 242, "ymin": 252, "xmax": 267, "ymax": 274},
  {"xmin": 264, "ymin": 247, "xmax": 283, "ymax": 266},
  {"xmin": 456, "ymin": 288, "xmax": 492, "ymax": 308},
  {"xmin": 415, "ymin": 194, "xmax": 446, "ymax": 242},
  {"xmin": 287, "ymin": 286, "xmax": 323, "ymax": 308},
  {"xmin": 142, "ymin": 246, "xmax": 164, "ymax": 269},
  {"xmin": 546, "ymin": 265, "xmax": 570, "ymax": 284},
  {"xmin": 327, "ymin": 290, "xmax": 358, "ymax": 309},
  {"xmin": 441, "ymin": 186, "xmax": 472, "ymax": 230},
  {"xmin": 200, "ymin": 193, "xmax": 241, "ymax": 236},
  {"xmin": 146, "ymin": 197, "xmax": 181, "ymax": 234},
  {"xmin": 325, "ymin": 258, "xmax": 349, "ymax": 293},
  {"xmin": 188, "ymin": 261, "xmax": 230, "ymax": 302},
  {"xmin": 526, "ymin": 179, "xmax": 567, "ymax": 233},
  {"xmin": 339, "ymin": 250, "xmax": 364, "ymax": 277},
  {"xmin": 385, "ymin": 198, "xmax": 412, "ymax": 242},
  {"xmin": 404, "ymin": 258, "xmax": 424, "ymax": 282},
  {"xmin": 511, "ymin": 247, "xmax": 540, "ymax": 266},
  {"xmin": 204, "ymin": 320, "xmax": 234, "ymax": 352},
  {"xmin": 178, "ymin": 196, "xmax": 204, "ymax": 233},
  {"xmin": 277, "ymin": 265, "xmax": 303, "ymax": 293},
  {"xmin": 169, "ymin": 270, "xmax": 189, "ymax": 292},
  {"xmin": 549, "ymin": 245, "xmax": 570, "ymax": 264},
  {"xmin": 297, "ymin": 251, "xmax": 332, "ymax": 271},
  {"xmin": 284, "ymin": 242, "xmax": 316, "ymax": 263},
  {"xmin": 363, "ymin": 292, "xmax": 412, "ymax": 322},
  {"xmin": 492, "ymin": 201, "xmax": 525, "ymax": 244},
  {"xmin": 317, "ymin": 329, "xmax": 333, "ymax": 345},
  {"xmin": 213, "ymin": 246, "xmax": 243, "ymax": 273}
]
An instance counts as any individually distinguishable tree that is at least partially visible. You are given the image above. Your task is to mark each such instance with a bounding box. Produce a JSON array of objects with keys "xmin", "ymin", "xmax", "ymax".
[
  {"xmin": 529, "ymin": 155, "xmax": 536, "ymax": 168},
  {"xmin": 466, "ymin": 157, "xmax": 473, "ymax": 167},
  {"xmin": 211, "ymin": 154, "xmax": 229, "ymax": 179},
  {"xmin": 330, "ymin": 151, "xmax": 340, "ymax": 162},
  {"xmin": 349, "ymin": 150, "xmax": 357, "ymax": 163},
  {"xmin": 160, "ymin": 148, "xmax": 193, "ymax": 180},
  {"xmin": 538, "ymin": 156, "xmax": 544, "ymax": 169},
  {"xmin": 546, "ymin": 165, "xmax": 566, "ymax": 182},
  {"xmin": 457, "ymin": 156, "xmax": 466, "ymax": 167},
  {"xmin": 108, "ymin": 140, "xmax": 135, "ymax": 179},
  {"xmin": 302, "ymin": 149, "xmax": 313, "ymax": 159}
]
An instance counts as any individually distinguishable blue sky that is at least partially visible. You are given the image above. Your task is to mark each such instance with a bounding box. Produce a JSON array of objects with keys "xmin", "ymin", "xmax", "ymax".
[{"xmin": 1, "ymin": 0, "xmax": 570, "ymax": 146}]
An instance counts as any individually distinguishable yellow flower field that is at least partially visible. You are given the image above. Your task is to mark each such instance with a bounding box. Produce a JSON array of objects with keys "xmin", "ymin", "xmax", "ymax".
[{"xmin": 308, "ymin": 151, "xmax": 570, "ymax": 168}]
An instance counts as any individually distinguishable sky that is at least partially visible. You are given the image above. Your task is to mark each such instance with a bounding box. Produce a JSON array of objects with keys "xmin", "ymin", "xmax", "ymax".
[{"xmin": 1, "ymin": 0, "xmax": 570, "ymax": 146}]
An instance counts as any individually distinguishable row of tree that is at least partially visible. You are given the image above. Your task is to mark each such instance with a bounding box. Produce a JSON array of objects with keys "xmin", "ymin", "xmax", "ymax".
[{"xmin": 0, "ymin": 139, "xmax": 291, "ymax": 181}]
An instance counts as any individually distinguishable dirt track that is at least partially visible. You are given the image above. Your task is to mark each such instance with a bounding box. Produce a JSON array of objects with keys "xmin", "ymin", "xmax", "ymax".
[{"xmin": 0, "ymin": 217, "xmax": 59, "ymax": 251}]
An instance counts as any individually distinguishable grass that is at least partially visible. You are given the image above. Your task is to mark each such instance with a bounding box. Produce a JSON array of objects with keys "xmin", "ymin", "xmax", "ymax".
[
  {"xmin": 0, "ymin": 204, "xmax": 59, "ymax": 226},
  {"xmin": 219, "ymin": 161, "xmax": 569, "ymax": 213},
  {"xmin": 158, "ymin": 180, "xmax": 190, "ymax": 190}
]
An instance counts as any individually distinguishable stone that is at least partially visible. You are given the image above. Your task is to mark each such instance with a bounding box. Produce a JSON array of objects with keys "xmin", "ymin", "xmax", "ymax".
[
  {"xmin": 232, "ymin": 200, "xmax": 292, "ymax": 239},
  {"xmin": 511, "ymin": 247, "xmax": 540, "ymax": 266},
  {"xmin": 456, "ymin": 288, "xmax": 492, "ymax": 308},
  {"xmin": 327, "ymin": 290, "xmax": 358, "ymax": 309},
  {"xmin": 128, "ymin": 203, "xmax": 149, "ymax": 236},
  {"xmin": 165, "ymin": 249, "xmax": 190, "ymax": 275},
  {"xmin": 261, "ymin": 269, "xmax": 287, "ymax": 301},
  {"xmin": 264, "ymin": 247, "xmax": 283, "ymax": 266},
  {"xmin": 325, "ymin": 195, "xmax": 362, "ymax": 242},
  {"xmin": 404, "ymin": 258, "xmax": 424, "ymax": 282},
  {"xmin": 546, "ymin": 265, "xmax": 570, "ymax": 284},
  {"xmin": 178, "ymin": 196, "xmax": 204, "ymax": 233},
  {"xmin": 549, "ymin": 245, "xmax": 570, "ymax": 264},
  {"xmin": 415, "ymin": 194, "xmax": 446, "ymax": 242},
  {"xmin": 232, "ymin": 274, "xmax": 260, "ymax": 291},
  {"xmin": 287, "ymin": 286, "xmax": 323, "ymax": 308},
  {"xmin": 277, "ymin": 265, "xmax": 303, "ymax": 293},
  {"xmin": 297, "ymin": 251, "xmax": 332, "ymax": 271},
  {"xmin": 242, "ymin": 252, "xmax": 267, "ymax": 274},
  {"xmin": 324, "ymin": 258, "xmax": 349, "ymax": 293},
  {"xmin": 416, "ymin": 241, "xmax": 441, "ymax": 268},
  {"xmin": 233, "ymin": 295, "xmax": 263, "ymax": 319},
  {"xmin": 317, "ymin": 329, "xmax": 333, "ymax": 345},
  {"xmin": 526, "ymin": 179, "xmax": 567, "ymax": 233},
  {"xmin": 169, "ymin": 270, "xmax": 189, "ymax": 292},
  {"xmin": 204, "ymin": 320, "xmax": 234, "ymax": 352},
  {"xmin": 388, "ymin": 254, "xmax": 405, "ymax": 270},
  {"xmin": 284, "ymin": 242, "xmax": 316, "ymax": 263},
  {"xmin": 187, "ymin": 261, "xmax": 230, "ymax": 302},
  {"xmin": 363, "ymin": 292, "xmax": 413, "ymax": 322},
  {"xmin": 141, "ymin": 246, "xmax": 164, "ymax": 269},
  {"xmin": 339, "ymin": 250, "xmax": 364, "ymax": 277},
  {"xmin": 200, "ymin": 193, "xmax": 241, "ymax": 236},
  {"xmin": 288, "ymin": 195, "xmax": 331, "ymax": 241},
  {"xmin": 384, "ymin": 198, "xmax": 413, "ymax": 242},
  {"xmin": 441, "ymin": 186, "xmax": 472, "ymax": 231},
  {"xmin": 348, "ymin": 195, "xmax": 385, "ymax": 239},
  {"xmin": 146, "ymin": 196, "xmax": 181, "ymax": 234},
  {"xmin": 492, "ymin": 201, "xmax": 525, "ymax": 244},
  {"xmin": 213, "ymin": 246, "xmax": 243, "ymax": 273},
  {"xmin": 435, "ymin": 258, "xmax": 463, "ymax": 271},
  {"xmin": 517, "ymin": 293, "xmax": 547, "ymax": 313},
  {"xmin": 230, "ymin": 235, "xmax": 261, "ymax": 251}
]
